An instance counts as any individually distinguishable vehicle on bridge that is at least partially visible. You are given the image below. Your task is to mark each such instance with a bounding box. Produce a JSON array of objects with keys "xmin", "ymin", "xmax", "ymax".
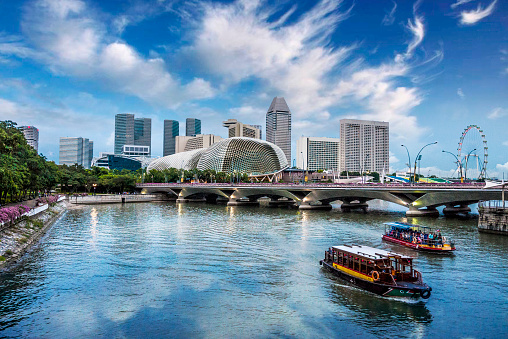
[
  {"xmin": 320, "ymin": 245, "xmax": 432, "ymax": 299},
  {"xmin": 383, "ymin": 222, "xmax": 456, "ymax": 253}
]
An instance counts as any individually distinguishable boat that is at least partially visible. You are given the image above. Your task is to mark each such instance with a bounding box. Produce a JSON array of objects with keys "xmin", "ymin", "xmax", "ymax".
[
  {"xmin": 319, "ymin": 244, "xmax": 432, "ymax": 299},
  {"xmin": 383, "ymin": 222, "xmax": 456, "ymax": 253}
]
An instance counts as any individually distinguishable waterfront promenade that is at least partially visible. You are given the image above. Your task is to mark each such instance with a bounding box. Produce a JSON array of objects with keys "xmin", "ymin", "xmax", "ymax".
[{"xmin": 137, "ymin": 182, "xmax": 502, "ymax": 216}]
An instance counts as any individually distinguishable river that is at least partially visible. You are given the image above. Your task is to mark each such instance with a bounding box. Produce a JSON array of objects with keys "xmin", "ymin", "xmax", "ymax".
[{"xmin": 0, "ymin": 201, "xmax": 507, "ymax": 338}]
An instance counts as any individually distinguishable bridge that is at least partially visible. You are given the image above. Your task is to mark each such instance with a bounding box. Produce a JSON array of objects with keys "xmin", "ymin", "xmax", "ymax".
[{"xmin": 136, "ymin": 182, "xmax": 504, "ymax": 217}]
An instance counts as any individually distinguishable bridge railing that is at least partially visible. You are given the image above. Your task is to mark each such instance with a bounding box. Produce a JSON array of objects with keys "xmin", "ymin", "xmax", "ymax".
[
  {"xmin": 136, "ymin": 182, "xmax": 486, "ymax": 189},
  {"xmin": 479, "ymin": 200, "xmax": 507, "ymax": 209}
]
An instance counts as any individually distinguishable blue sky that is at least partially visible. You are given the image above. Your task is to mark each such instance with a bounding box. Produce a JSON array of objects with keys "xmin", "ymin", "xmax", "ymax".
[{"xmin": 0, "ymin": 0, "xmax": 506, "ymax": 177}]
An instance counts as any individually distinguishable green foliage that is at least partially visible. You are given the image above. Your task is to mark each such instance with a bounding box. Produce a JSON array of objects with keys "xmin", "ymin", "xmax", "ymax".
[
  {"xmin": 0, "ymin": 256, "xmax": 5, "ymax": 261},
  {"xmin": 0, "ymin": 120, "xmax": 149, "ymax": 199},
  {"xmin": 4, "ymin": 249, "xmax": 13, "ymax": 256}
]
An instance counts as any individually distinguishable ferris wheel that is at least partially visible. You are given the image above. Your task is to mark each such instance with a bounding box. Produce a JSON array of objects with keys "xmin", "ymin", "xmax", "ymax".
[{"xmin": 457, "ymin": 125, "xmax": 488, "ymax": 180}]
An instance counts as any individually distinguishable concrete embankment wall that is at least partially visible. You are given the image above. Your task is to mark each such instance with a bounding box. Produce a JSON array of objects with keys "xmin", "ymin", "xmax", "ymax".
[
  {"xmin": 478, "ymin": 206, "xmax": 508, "ymax": 235},
  {"xmin": 0, "ymin": 200, "xmax": 68, "ymax": 270}
]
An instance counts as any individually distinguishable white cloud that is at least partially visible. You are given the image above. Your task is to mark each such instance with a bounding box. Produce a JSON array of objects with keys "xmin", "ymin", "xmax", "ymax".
[
  {"xmin": 487, "ymin": 107, "xmax": 507, "ymax": 119},
  {"xmin": 502, "ymin": 141, "xmax": 508, "ymax": 146},
  {"xmin": 460, "ymin": 0, "xmax": 497, "ymax": 25},
  {"xmin": 451, "ymin": 0, "xmax": 475, "ymax": 9},
  {"xmin": 457, "ymin": 88, "xmax": 465, "ymax": 98},
  {"xmin": 496, "ymin": 162, "xmax": 508, "ymax": 172},
  {"xmin": 0, "ymin": 96, "xmax": 113, "ymax": 158},
  {"xmin": 382, "ymin": 1, "xmax": 397, "ymax": 26},
  {"xmin": 12, "ymin": 0, "xmax": 214, "ymax": 108},
  {"xmin": 389, "ymin": 152, "xmax": 399, "ymax": 164},
  {"xmin": 395, "ymin": 15, "xmax": 424, "ymax": 62}
]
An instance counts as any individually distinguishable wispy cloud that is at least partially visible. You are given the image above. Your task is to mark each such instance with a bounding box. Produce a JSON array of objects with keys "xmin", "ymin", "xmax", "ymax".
[
  {"xmin": 487, "ymin": 107, "xmax": 507, "ymax": 119},
  {"xmin": 457, "ymin": 88, "xmax": 465, "ymax": 98},
  {"xmin": 502, "ymin": 141, "xmax": 508, "ymax": 146},
  {"xmin": 382, "ymin": 1, "xmax": 397, "ymax": 26},
  {"xmin": 460, "ymin": 0, "xmax": 497, "ymax": 25},
  {"xmin": 451, "ymin": 0, "xmax": 475, "ymax": 9},
  {"xmin": 190, "ymin": 0, "xmax": 432, "ymax": 143}
]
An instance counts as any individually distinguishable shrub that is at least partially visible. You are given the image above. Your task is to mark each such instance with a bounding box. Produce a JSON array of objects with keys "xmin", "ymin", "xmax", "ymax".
[
  {"xmin": 5, "ymin": 249, "xmax": 13, "ymax": 256},
  {"xmin": 0, "ymin": 256, "xmax": 5, "ymax": 261},
  {"xmin": 20, "ymin": 237, "xmax": 28, "ymax": 244}
]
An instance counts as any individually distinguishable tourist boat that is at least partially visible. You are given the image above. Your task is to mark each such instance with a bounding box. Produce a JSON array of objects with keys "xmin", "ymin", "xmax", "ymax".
[
  {"xmin": 320, "ymin": 244, "xmax": 432, "ymax": 299},
  {"xmin": 383, "ymin": 222, "xmax": 456, "ymax": 253}
]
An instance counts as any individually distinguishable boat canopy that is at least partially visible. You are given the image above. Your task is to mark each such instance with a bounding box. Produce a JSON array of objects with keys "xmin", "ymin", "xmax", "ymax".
[
  {"xmin": 384, "ymin": 222, "xmax": 431, "ymax": 232},
  {"xmin": 331, "ymin": 245, "xmax": 413, "ymax": 260}
]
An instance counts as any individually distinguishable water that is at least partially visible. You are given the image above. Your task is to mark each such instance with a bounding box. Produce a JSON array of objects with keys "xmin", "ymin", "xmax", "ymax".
[{"xmin": 0, "ymin": 201, "xmax": 507, "ymax": 338}]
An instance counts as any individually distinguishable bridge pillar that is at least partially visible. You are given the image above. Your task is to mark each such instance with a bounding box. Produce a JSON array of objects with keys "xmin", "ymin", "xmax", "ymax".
[
  {"xmin": 205, "ymin": 195, "xmax": 218, "ymax": 204},
  {"xmin": 443, "ymin": 204, "xmax": 471, "ymax": 216},
  {"xmin": 268, "ymin": 198, "xmax": 296, "ymax": 207},
  {"xmin": 299, "ymin": 202, "xmax": 332, "ymax": 210},
  {"xmin": 227, "ymin": 197, "xmax": 260, "ymax": 206},
  {"xmin": 406, "ymin": 206, "xmax": 439, "ymax": 217},
  {"xmin": 341, "ymin": 200, "xmax": 368, "ymax": 213}
]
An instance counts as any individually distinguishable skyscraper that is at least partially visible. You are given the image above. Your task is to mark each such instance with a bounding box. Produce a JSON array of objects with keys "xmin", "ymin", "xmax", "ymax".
[
  {"xmin": 59, "ymin": 137, "xmax": 93, "ymax": 169},
  {"xmin": 186, "ymin": 118, "xmax": 201, "ymax": 137},
  {"xmin": 20, "ymin": 126, "xmax": 39, "ymax": 152},
  {"xmin": 251, "ymin": 125, "xmax": 262, "ymax": 139},
  {"xmin": 163, "ymin": 120, "xmax": 179, "ymax": 156},
  {"xmin": 339, "ymin": 119, "xmax": 389, "ymax": 174},
  {"xmin": 266, "ymin": 97, "xmax": 291, "ymax": 162},
  {"xmin": 115, "ymin": 113, "xmax": 134, "ymax": 154},
  {"xmin": 297, "ymin": 137, "xmax": 340, "ymax": 171},
  {"xmin": 115, "ymin": 113, "xmax": 151, "ymax": 155},
  {"xmin": 134, "ymin": 117, "xmax": 151, "ymax": 155},
  {"xmin": 223, "ymin": 119, "xmax": 261, "ymax": 139}
]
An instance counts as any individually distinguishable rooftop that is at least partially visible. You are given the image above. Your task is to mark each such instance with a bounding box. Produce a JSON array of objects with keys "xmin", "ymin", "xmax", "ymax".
[{"xmin": 331, "ymin": 245, "xmax": 412, "ymax": 260}]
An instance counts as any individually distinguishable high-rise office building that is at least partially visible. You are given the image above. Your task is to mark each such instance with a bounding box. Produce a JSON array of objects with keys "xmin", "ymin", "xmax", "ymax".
[
  {"xmin": 223, "ymin": 119, "xmax": 261, "ymax": 139},
  {"xmin": 266, "ymin": 97, "xmax": 291, "ymax": 162},
  {"xmin": 59, "ymin": 137, "xmax": 93, "ymax": 169},
  {"xmin": 175, "ymin": 134, "xmax": 223, "ymax": 153},
  {"xmin": 115, "ymin": 113, "xmax": 151, "ymax": 155},
  {"xmin": 297, "ymin": 137, "xmax": 340, "ymax": 171},
  {"xmin": 339, "ymin": 119, "xmax": 389, "ymax": 173},
  {"xmin": 251, "ymin": 125, "xmax": 262, "ymax": 139},
  {"xmin": 163, "ymin": 120, "xmax": 179, "ymax": 156},
  {"xmin": 186, "ymin": 118, "xmax": 201, "ymax": 137},
  {"xmin": 134, "ymin": 118, "xmax": 151, "ymax": 154},
  {"xmin": 115, "ymin": 113, "xmax": 134, "ymax": 154},
  {"xmin": 20, "ymin": 126, "xmax": 39, "ymax": 152}
]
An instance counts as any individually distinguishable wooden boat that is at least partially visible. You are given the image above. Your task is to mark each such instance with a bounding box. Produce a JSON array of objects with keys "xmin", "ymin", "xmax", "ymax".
[
  {"xmin": 383, "ymin": 222, "xmax": 456, "ymax": 253},
  {"xmin": 320, "ymin": 244, "xmax": 432, "ymax": 299}
]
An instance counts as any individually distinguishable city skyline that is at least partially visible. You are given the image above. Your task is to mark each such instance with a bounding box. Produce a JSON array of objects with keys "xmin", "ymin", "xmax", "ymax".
[{"xmin": 0, "ymin": 0, "xmax": 506, "ymax": 177}]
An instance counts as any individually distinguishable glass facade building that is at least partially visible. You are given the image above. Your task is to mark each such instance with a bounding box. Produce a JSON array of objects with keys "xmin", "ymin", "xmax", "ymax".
[
  {"xmin": 115, "ymin": 113, "xmax": 151, "ymax": 155},
  {"xmin": 186, "ymin": 118, "xmax": 201, "ymax": 137},
  {"xmin": 163, "ymin": 120, "xmax": 179, "ymax": 156},
  {"xmin": 266, "ymin": 97, "xmax": 291, "ymax": 163},
  {"xmin": 59, "ymin": 137, "xmax": 93, "ymax": 169}
]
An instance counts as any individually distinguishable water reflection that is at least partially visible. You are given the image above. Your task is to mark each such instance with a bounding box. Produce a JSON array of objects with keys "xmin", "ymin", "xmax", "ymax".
[
  {"xmin": 325, "ymin": 270, "xmax": 432, "ymax": 337},
  {"xmin": 1, "ymin": 201, "xmax": 507, "ymax": 338}
]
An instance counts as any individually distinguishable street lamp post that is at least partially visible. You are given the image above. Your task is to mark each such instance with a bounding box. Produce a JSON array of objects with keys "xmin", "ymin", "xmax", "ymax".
[
  {"xmin": 464, "ymin": 148, "xmax": 477, "ymax": 181},
  {"xmin": 442, "ymin": 150, "xmax": 463, "ymax": 182},
  {"xmin": 413, "ymin": 142, "xmax": 438, "ymax": 183},
  {"xmin": 93, "ymin": 183, "xmax": 97, "ymax": 196},
  {"xmin": 401, "ymin": 145, "xmax": 411, "ymax": 184}
]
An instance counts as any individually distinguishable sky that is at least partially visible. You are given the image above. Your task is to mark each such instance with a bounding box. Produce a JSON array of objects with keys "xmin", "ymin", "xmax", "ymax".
[{"xmin": 0, "ymin": 0, "xmax": 506, "ymax": 178}]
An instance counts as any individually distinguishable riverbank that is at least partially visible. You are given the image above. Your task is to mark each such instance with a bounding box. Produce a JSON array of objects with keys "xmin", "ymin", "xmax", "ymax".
[{"xmin": 0, "ymin": 200, "xmax": 68, "ymax": 270}]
